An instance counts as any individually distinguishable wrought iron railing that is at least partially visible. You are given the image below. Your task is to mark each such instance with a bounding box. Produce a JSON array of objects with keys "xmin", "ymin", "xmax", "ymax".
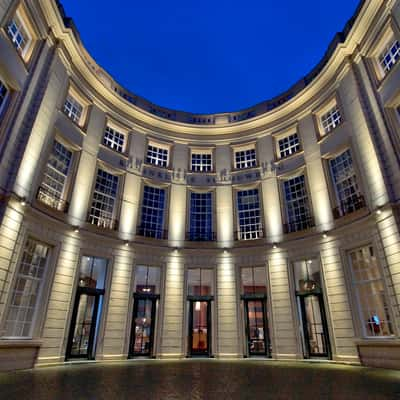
[{"xmin": 36, "ymin": 186, "xmax": 69, "ymax": 213}]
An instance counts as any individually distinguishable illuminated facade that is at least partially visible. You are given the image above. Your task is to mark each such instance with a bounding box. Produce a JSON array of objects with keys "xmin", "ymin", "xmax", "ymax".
[{"xmin": 0, "ymin": 0, "xmax": 400, "ymax": 371}]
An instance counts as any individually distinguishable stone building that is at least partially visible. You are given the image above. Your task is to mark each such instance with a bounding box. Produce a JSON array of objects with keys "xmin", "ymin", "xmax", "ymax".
[{"xmin": 0, "ymin": 0, "xmax": 400, "ymax": 371}]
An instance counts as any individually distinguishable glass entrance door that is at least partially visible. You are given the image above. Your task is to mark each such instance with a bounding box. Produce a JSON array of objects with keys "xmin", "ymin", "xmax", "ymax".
[
  {"xmin": 244, "ymin": 299, "xmax": 268, "ymax": 356},
  {"xmin": 299, "ymin": 294, "xmax": 330, "ymax": 358},
  {"xmin": 130, "ymin": 296, "xmax": 157, "ymax": 357},
  {"xmin": 189, "ymin": 300, "xmax": 211, "ymax": 356},
  {"xmin": 66, "ymin": 289, "xmax": 103, "ymax": 359}
]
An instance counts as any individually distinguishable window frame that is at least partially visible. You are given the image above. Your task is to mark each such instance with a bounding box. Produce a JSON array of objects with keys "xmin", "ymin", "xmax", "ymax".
[
  {"xmin": 62, "ymin": 83, "xmax": 90, "ymax": 128},
  {"xmin": 273, "ymin": 128, "xmax": 302, "ymax": 160},
  {"xmin": 87, "ymin": 164, "xmax": 124, "ymax": 230},
  {"xmin": 187, "ymin": 189, "xmax": 215, "ymax": 241},
  {"xmin": 0, "ymin": 77, "xmax": 10, "ymax": 117},
  {"xmin": 190, "ymin": 148, "xmax": 214, "ymax": 173},
  {"xmin": 346, "ymin": 245, "xmax": 395, "ymax": 339},
  {"xmin": 234, "ymin": 185, "xmax": 264, "ymax": 241},
  {"xmin": 102, "ymin": 121, "xmax": 128, "ymax": 154},
  {"xmin": 232, "ymin": 143, "xmax": 258, "ymax": 170},
  {"xmin": 145, "ymin": 140, "xmax": 171, "ymax": 169}
]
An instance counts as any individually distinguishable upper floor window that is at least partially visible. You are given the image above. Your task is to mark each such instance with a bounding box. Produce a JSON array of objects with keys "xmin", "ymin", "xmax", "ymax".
[
  {"xmin": 63, "ymin": 95, "xmax": 83, "ymax": 125},
  {"xmin": 88, "ymin": 168, "xmax": 119, "ymax": 229},
  {"xmin": 191, "ymin": 152, "xmax": 212, "ymax": 172},
  {"xmin": 329, "ymin": 149, "xmax": 364, "ymax": 217},
  {"xmin": 37, "ymin": 140, "xmax": 73, "ymax": 212},
  {"xmin": 379, "ymin": 38, "xmax": 400, "ymax": 76},
  {"xmin": 139, "ymin": 185, "xmax": 166, "ymax": 239},
  {"xmin": 321, "ymin": 105, "xmax": 342, "ymax": 134},
  {"xmin": 7, "ymin": 13, "xmax": 30, "ymax": 57},
  {"xmin": 1, "ymin": 238, "xmax": 50, "ymax": 338},
  {"xmin": 278, "ymin": 133, "xmax": 300, "ymax": 158},
  {"xmin": 237, "ymin": 188, "xmax": 263, "ymax": 240},
  {"xmin": 0, "ymin": 79, "xmax": 9, "ymax": 115},
  {"xmin": 146, "ymin": 143, "xmax": 169, "ymax": 168},
  {"xmin": 348, "ymin": 246, "xmax": 393, "ymax": 338},
  {"xmin": 189, "ymin": 192, "xmax": 213, "ymax": 241},
  {"xmin": 103, "ymin": 126, "xmax": 125, "ymax": 153},
  {"xmin": 283, "ymin": 175, "xmax": 313, "ymax": 233},
  {"xmin": 235, "ymin": 147, "xmax": 257, "ymax": 169}
]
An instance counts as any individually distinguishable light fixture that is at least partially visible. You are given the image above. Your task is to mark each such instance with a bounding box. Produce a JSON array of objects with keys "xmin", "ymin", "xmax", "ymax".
[
  {"xmin": 124, "ymin": 240, "xmax": 130, "ymax": 247},
  {"xmin": 73, "ymin": 226, "xmax": 80, "ymax": 233},
  {"xmin": 376, "ymin": 208, "xmax": 382, "ymax": 216},
  {"xmin": 322, "ymin": 231, "xmax": 328, "ymax": 239},
  {"xmin": 272, "ymin": 243, "xmax": 277, "ymax": 249},
  {"xmin": 20, "ymin": 197, "xmax": 26, "ymax": 206}
]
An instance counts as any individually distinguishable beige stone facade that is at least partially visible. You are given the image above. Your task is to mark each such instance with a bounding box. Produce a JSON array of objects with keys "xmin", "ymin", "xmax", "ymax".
[{"xmin": 0, "ymin": 0, "xmax": 400, "ymax": 371}]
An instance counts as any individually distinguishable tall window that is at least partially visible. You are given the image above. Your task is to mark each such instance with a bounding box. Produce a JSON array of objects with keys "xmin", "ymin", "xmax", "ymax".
[
  {"xmin": 0, "ymin": 79, "xmax": 9, "ymax": 114},
  {"xmin": 237, "ymin": 188, "xmax": 262, "ymax": 240},
  {"xmin": 2, "ymin": 239, "xmax": 50, "ymax": 338},
  {"xmin": 191, "ymin": 153, "xmax": 212, "ymax": 172},
  {"xmin": 7, "ymin": 14, "xmax": 29, "ymax": 56},
  {"xmin": 329, "ymin": 149, "xmax": 363, "ymax": 217},
  {"xmin": 235, "ymin": 148, "xmax": 257, "ymax": 169},
  {"xmin": 103, "ymin": 126, "xmax": 125, "ymax": 153},
  {"xmin": 349, "ymin": 246, "xmax": 393, "ymax": 337},
  {"xmin": 139, "ymin": 186, "xmax": 166, "ymax": 239},
  {"xmin": 241, "ymin": 266, "xmax": 267, "ymax": 295},
  {"xmin": 38, "ymin": 140, "xmax": 72, "ymax": 211},
  {"xmin": 379, "ymin": 39, "xmax": 400, "ymax": 75},
  {"xmin": 278, "ymin": 133, "xmax": 300, "ymax": 158},
  {"xmin": 63, "ymin": 95, "xmax": 83, "ymax": 124},
  {"xmin": 321, "ymin": 105, "xmax": 342, "ymax": 134},
  {"xmin": 146, "ymin": 144, "xmax": 168, "ymax": 168},
  {"xmin": 88, "ymin": 169, "xmax": 119, "ymax": 229},
  {"xmin": 189, "ymin": 192, "xmax": 213, "ymax": 241},
  {"xmin": 283, "ymin": 175, "xmax": 313, "ymax": 232}
]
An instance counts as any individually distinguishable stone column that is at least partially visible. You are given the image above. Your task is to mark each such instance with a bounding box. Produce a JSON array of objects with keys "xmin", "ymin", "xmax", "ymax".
[
  {"xmin": 257, "ymin": 135, "xmax": 284, "ymax": 243},
  {"xmin": 298, "ymin": 115, "xmax": 334, "ymax": 232},
  {"xmin": 68, "ymin": 105, "xmax": 106, "ymax": 227}
]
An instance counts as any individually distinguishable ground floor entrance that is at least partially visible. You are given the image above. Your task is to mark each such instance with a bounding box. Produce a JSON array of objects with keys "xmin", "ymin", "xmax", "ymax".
[{"xmin": 188, "ymin": 299, "xmax": 212, "ymax": 357}]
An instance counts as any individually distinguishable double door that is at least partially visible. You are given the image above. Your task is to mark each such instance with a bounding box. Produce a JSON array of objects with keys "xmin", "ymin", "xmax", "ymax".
[
  {"xmin": 188, "ymin": 299, "xmax": 212, "ymax": 356},
  {"xmin": 243, "ymin": 297, "xmax": 270, "ymax": 357},
  {"xmin": 66, "ymin": 287, "xmax": 104, "ymax": 360},
  {"xmin": 298, "ymin": 293, "xmax": 330, "ymax": 358},
  {"xmin": 129, "ymin": 294, "xmax": 158, "ymax": 357}
]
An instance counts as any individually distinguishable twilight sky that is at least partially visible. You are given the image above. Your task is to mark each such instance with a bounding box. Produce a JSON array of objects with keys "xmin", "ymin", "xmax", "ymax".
[{"xmin": 61, "ymin": 0, "xmax": 360, "ymax": 114}]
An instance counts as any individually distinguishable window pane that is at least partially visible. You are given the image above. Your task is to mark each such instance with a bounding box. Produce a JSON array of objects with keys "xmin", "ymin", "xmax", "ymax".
[
  {"xmin": 349, "ymin": 246, "xmax": 393, "ymax": 337},
  {"xmin": 189, "ymin": 192, "xmax": 213, "ymax": 241},
  {"xmin": 2, "ymin": 239, "xmax": 50, "ymax": 338},
  {"xmin": 321, "ymin": 105, "xmax": 342, "ymax": 134},
  {"xmin": 63, "ymin": 95, "xmax": 83, "ymax": 123},
  {"xmin": 134, "ymin": 266, "xmax": 161, "ymax": 294},
  {"xmin": 79, "ymin": 256, "xmax": 108, "ymax": 290},
  {"xmin": 188, "ymin": 269, "xmax": 213, "ymax": 296},
  {"xmin": 146, "ymin": 144, "xmax": 168, "ymax": 168},
  {"xmin": 278, "ymin": 133, "xmax": 300, "ymax": 158},
  {"xmin": 235, "ymin": 148, "xmax": 257, "ymax": 169},
  {"xmin": 241, "ymin": 267, "xmax": 267, "ymax": 295},
  {"xmin": 293, "ymin": 259, "xmax": 321, "ymax": 292},
  {"xmin": 103, "ymin": 126, "xmax": 125, "ymax": 153},
  {"xmin": 139, "ymin": 186, "xmax": 166, "ymax": 239},
  {"xmin": 237, "ymin": 188, "xmax": 262, "ymax": 240},
  {"xmin": 191, "ymin": 153, "xmax": 212, "ymax": 172}
]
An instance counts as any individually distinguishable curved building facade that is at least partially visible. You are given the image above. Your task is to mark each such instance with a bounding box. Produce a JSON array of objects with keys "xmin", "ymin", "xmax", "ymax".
[{"xmin": 1, "ymin": 0, "xmax": 400, "ymax": 371}]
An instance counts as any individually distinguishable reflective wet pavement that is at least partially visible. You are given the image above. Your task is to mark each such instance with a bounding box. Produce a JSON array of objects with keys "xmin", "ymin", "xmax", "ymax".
[{"xmin": 1, "ymin": 360, "xmax": 400, "ymax": 400}]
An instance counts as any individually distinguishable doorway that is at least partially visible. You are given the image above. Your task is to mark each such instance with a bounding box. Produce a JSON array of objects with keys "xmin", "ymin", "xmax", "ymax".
[
  {"xmin": 188, "ymin": 299, "xmax": 211, "ymax": 356},
  {"xmin": 244, "ymin": 298, "xmax": 269, "ymax": 356}
]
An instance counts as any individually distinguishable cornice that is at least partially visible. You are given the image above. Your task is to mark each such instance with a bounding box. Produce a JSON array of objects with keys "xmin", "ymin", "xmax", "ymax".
[{"xmin": 38, "ymin": 0, "xmax": 388, "ymax": 140}]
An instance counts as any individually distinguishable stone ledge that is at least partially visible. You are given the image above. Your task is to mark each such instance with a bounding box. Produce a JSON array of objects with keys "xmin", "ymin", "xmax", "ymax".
[
  {"xmin": 357, "ymin": 340, "xmax": 400, "ymax": 370},
  {"xmin": 0, "ymin": 339, "xmax": 42, "ymax": 372}
]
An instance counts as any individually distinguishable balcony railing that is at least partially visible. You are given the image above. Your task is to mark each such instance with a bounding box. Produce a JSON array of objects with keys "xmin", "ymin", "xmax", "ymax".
[
  {"xmin": 36, "ymin": 186, "xmax": 69, "ymax": 212},
  {"xmin": 235, "ymin": 229, "xmax": 264, "ymax": 241},
  {"xmin": 87, "ymin": 213, "xmax": 118, "ymax": 230},
  {"xmin": 136, "ymin": 225, "xmax": 168, "ymax": 240},
  {"xmin": 186, "ymin": 231, "xmax": 217, "ymax": 242},
  {"xmin": 332, "ymin": 195, "xmax": 366, "ymax": 219},
  {"xmin": 283, "ymin": 216, "xmax": 315, "ymax": 234}
]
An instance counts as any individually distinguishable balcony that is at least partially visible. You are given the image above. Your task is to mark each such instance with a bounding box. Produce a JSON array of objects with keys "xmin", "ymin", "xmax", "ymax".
[
  {"xmin": 333, "ymin": 195, "xmax": 366, "ymax": 219},
  {"xmin": 36, "ymin": 186, "xmax": 69, "ymax": 212},
  {"xmin": 136, "ymin": 225, "xmax": 168, "ymax": 240},
  {"xmin": 87, "ymin": 213, "xmax": 118, "ymax": 230},
  {"xmin": 283, "ymin": 216, "xmax": 315, "ymax": 234}
]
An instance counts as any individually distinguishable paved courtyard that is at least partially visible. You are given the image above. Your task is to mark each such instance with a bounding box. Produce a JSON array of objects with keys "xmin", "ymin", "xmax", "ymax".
[{"xmin": 0, "ymin": 360, "xmax": 400, "ymax": 399}]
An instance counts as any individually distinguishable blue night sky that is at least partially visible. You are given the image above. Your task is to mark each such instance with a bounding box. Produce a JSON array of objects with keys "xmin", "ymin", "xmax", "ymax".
[{"xmin": 61, "ymin": 0, "xmax": 360, "ymax": 114}]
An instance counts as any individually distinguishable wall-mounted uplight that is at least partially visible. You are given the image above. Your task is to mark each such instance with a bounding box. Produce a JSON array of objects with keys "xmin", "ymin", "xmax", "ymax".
[
  {"xmin": 124, "ymin": 241, "xmax": 130, "ymax": 247},
  {"xmin": 272, "ymin": 243, "xmax": 278, "ymax": 249},
  {"xmin": 376, "ymin": 208, "xmax": 382, "ymax": 216},
  {"xmin": 322, "ymin": 231, "xmax": 328, "ymax": 239},
  {"xmin": 20, "ymin": 197, "xmax": 27, "ymax": 206},
  {"xmin": 73, "ymin": 226, "xmax": 80, "ymax": 233}
]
